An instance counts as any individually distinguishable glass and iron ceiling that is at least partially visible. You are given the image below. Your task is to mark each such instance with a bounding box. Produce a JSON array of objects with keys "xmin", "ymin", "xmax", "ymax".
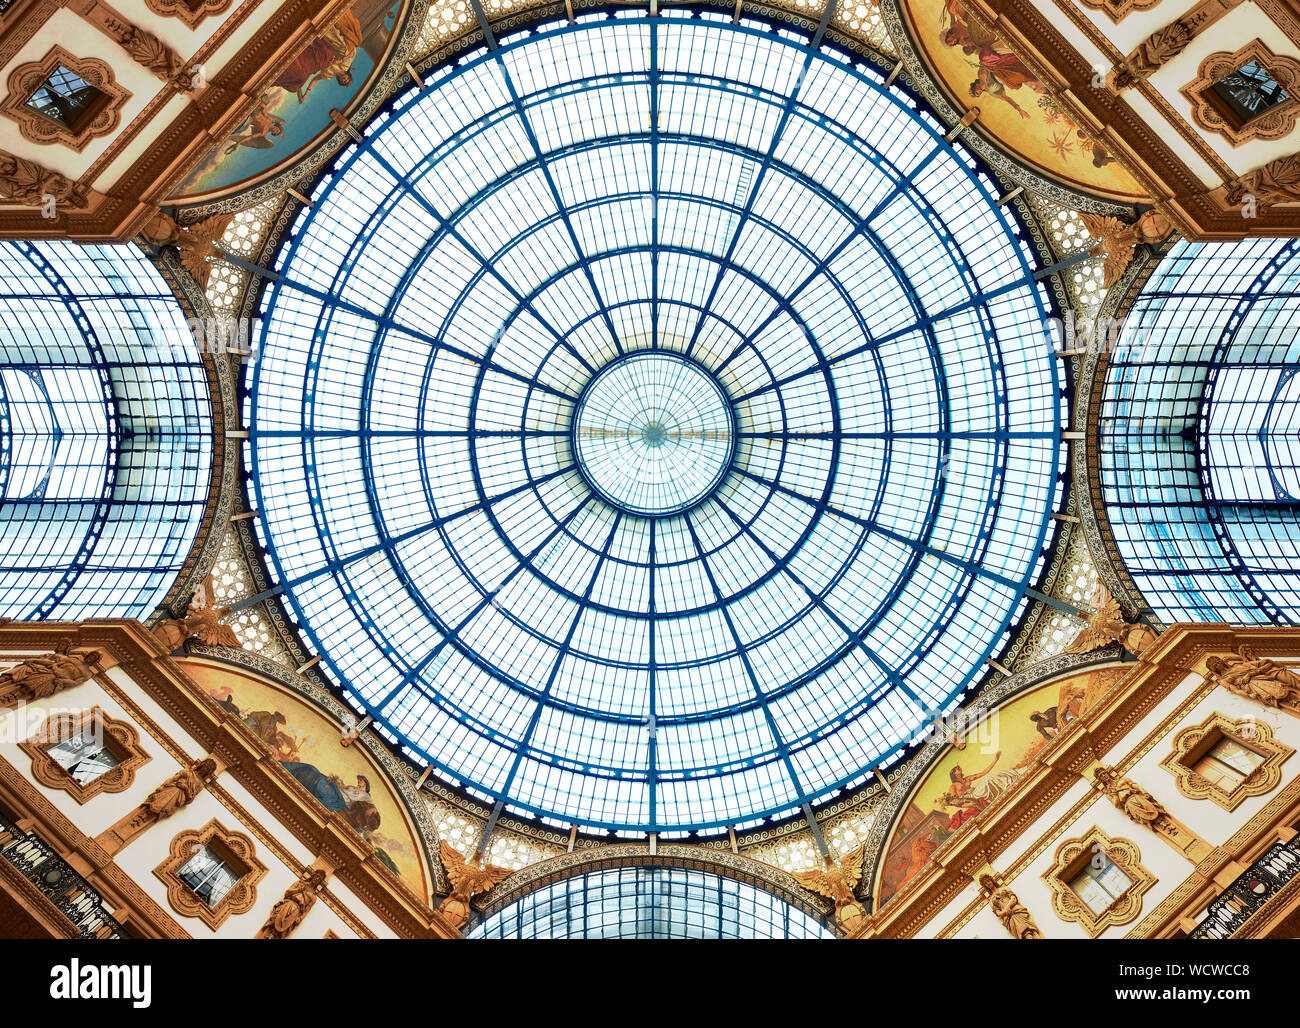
[
  {"xmin": 469, "ymin": 865, "xmax": 835, "ymax": 938},
  {"xmin": 0, "ymin": 241, "xmax": 211, "ymax": 620},
  {"xmin": 248, "ymin": 12, "xmax": 1063, "ymax": 832},
  {"xmin": 1100, "ymin": 237, "xmax": 1300, "ymax": 624}
]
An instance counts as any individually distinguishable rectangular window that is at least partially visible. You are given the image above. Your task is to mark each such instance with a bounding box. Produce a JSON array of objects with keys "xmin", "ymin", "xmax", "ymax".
[
  {"xmin": 1069, "ymin": 854, "xmax": 1133, "ymax": 916},
  {"xmin": 45, "ymin": 728, "xmax": 120, "ymax": 786},
  {"xmin": 1194, "ymin": 735, "xmax": 1266, "ymax": 790},
  {"xmin": 1212, "ymin": 60, "xmax": 1291, "ymax": 124},
  {"xmin": 177, "ymin": 845, "xmax": 242, "ymax": 908},
  {"xmin": 23, "ymin": 66, "xmax": 106, "ymax": 131}
]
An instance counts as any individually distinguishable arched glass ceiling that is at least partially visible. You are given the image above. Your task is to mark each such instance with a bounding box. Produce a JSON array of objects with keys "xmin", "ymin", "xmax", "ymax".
[
  {"xmin": 468, "ymin": 865, "xmax": 835, "ymax": 938},
  {"xmin": 0, "ymin": 240, "xmax": 212, "ymax": 620},
  {"xmin": 248, "ymin": 12, "xmax": 1063, "ymax": 832},
  {"xmin": 1099, "ymin": 237, "xmax": 1300, "ymax": 624}
]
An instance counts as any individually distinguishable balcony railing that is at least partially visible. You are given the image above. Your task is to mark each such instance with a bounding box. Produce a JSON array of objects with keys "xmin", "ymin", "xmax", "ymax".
[
  {"xmin": 1190, "ymin": 840, "xmax": 1300, "ymax": 939},
  {"xmin": 0, "ymin": 809, "xmax": 129, "ymax": 939}
]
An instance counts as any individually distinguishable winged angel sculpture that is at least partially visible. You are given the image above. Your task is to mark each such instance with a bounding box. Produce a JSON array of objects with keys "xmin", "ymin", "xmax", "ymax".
[
  {"xmin": 1064, "ymin": 588, "xmax": 1158, "ymax": 659},
  {"xmin": 152, "ymin": 592, "xmax": 240, "ymax": 652},
  {"xmin": 1079, "ymin": 209, "xmax": 1173, "ymax": 287},
  {"xmin": 793, "ymin": 843, "xmax": 869, "ymax": 933},
  {"xmin": 437, "ymin": 841, "xmax": 512, "ymax": 930}
]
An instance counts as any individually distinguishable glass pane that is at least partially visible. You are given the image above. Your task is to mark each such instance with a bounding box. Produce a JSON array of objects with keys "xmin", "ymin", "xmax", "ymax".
[
  {"xmin": 23, "ymin": 66, "xmax": 102, "ymax": 129},
  {"xmin": 46, "ymin": 728, "xmax": 119, "ymax": 785},
  {"xmin": 177, "ymin": 846, "xmax": 239, "ymax": 908},
  {"xmin": 248, "ymin": 14, "xmax": 1063, "ymax": 832},
  {"xmin": 1070, "ymin": 854, "xmax": 1132, "ymax": 915},
  {"xmin": 469, "ymin": 866, "xmax": 834, "ymax": 938},
  {"xmin": 1212, "ymin": 60, "xmax": 1290, "ymax": 123}
]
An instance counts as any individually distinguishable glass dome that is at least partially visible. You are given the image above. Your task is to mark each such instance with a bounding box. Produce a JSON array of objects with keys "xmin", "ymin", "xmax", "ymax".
[
  {"xmin": 0, "ymin": 240, "xmax": 212, "ymax": 620},
  {"xmin": 468, "ymin": 865, "xmax": 835, "ymax": 938},
  {"xmin": 1099, "ymin": 237, "xmax": 1300, "ymax": 624},
  {"xmin": 248, "ymin": 12, "xmax": 1062, "ymax": 832}
]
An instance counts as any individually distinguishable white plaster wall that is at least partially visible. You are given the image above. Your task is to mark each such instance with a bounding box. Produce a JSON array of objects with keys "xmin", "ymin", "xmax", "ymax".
[
  {"xmin": 1096, "ymin": 670, "xmax": 1204, "ymax": 769},
  {"xmin": 0, "ymin": 646, "xmax": 417, "ymax": 938},
  {"xmin": 1005, "ymin": 790, "xmax": 1196, "ymax": 937},
  {"xmin": 1064, "ymin": 0, "xmax": 1202, "ymax": 54},
  {"xmin": 912, "ymin": 875, "xmax": 981, "ymax": 937}
]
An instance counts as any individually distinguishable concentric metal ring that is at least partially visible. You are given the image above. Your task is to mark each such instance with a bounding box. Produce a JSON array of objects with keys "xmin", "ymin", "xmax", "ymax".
[{"xmin": 572, "ymin": 353, "xmax": 737, "ymax": 517}]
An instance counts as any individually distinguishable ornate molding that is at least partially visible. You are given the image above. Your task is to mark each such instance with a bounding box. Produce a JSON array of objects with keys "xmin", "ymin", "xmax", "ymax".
[
  {"xmin": 72, "ymin": 1, "xmax": 195, "ymax": 91},
  {"xmin": 1077, "ymin": 0, "xmax": 1161, "ymax": 22},
  {"xmin": 1160, "ymin": 711, "xmax": 1294, "ymax": 811},
  {"xmin": 0, "ymin": 149, "xmax": 93, "ymax": 208},
  {"xmin": 1181, "ymin": 39, "xmax": 1300, "ymax": 146},
  {"xmin": 183, "ymin": 647, "xmax": 446, "ymax": 895},
  {"xmin": 18, "ymin": 705, "xmax": 149, "ymax": 804},
  {"xmin": 144, "ymin": 0, "xmax": 234, "ymax": 29},
  {"xmin": 1042, "ymin": 826, "xmax": 1155, "ymax": 937},
  {"xmin": 476, "ymin": 843, "xmax": 836, "ymax": 931},
  {"xmin": 878, "ymin": 0, "xmax": 1135, "ymax": 212},
  {"xmin": 0, "ymin": 47, "xmax": 129, "ymax": 151},
  {"xmin": 153, "ymin": 818, "xmax": 267, "ymax": 930},
  {"xmin": 864, "ymin": 653, "xmax": 1124, "ymax": 903},
  {"xmin": 175, "ymin": 0, "xmax": 431, "ymax": 211}
]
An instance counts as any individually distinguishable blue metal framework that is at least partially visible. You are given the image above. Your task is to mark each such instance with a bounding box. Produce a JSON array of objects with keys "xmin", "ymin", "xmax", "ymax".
[
  {"xmin": 248, "ymin": 11, "xmax": 1063, "ymax": 832},
  {"xmin": 468, "ymin": 865, "xmax": 835, "ymax": 938},
  {"xmin": 0, "ymin": 240, "xmax": 212, "ymax": 620},
  {"xmin": 1099, "ymin": 237, "xmax": 1300, "ymax": 624}
]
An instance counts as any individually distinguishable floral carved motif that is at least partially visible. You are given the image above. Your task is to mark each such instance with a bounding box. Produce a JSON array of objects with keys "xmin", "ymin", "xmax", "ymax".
[{"xmin": 0, "ymin": 641, "xmax": 101, "ymax": 709}]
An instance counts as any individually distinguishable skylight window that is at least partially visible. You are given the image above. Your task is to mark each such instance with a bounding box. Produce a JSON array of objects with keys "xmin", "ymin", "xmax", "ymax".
[{"xmin": 248, "ymin": 13, "xmax": 1061, "ymax": 832}]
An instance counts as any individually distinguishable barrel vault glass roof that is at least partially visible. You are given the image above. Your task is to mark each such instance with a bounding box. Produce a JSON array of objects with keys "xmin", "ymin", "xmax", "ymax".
[
  {"xmin": 1100, "ymin": 237, "xmax": 1300, "ymax": 625},
  {"xmin": 469, "ymin": 865, "xmax": 835, "ymax": 938},
  {"xmin": 0, "ymin": 240, "xmax": 212, "ymax": 620},
  {"xmin": 248, "ymin": 11, "xmax": 1063, "ymax": 833}
]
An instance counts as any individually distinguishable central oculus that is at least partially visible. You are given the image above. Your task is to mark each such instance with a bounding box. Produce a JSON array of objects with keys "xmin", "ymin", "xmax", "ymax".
[{"xmin": 572, "ymin": 352, "xmax": 737, "ymax": 518}]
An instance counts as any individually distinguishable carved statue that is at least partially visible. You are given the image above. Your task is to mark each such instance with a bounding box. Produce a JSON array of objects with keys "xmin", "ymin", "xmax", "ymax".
[
  {"xmin": 437, "ymin": 842, "xmax": 511, "ymax": 929},
  {"xmin": 1226, "ymin": 154, "xmax": 1300, "ymax": 210},
  {"xmin": 0, "ymin": 152, "xmax": 90, "ymax": 209},
  {"xmin": 793, "ymin": 843, "xmax": 869, "ymax": 933},
  {"xmin": 1110, "ymin": 19, "xmax": 1194, "ymax": 89},
  {"xmin": 114, "ymin": 24, "xmax": 191, "ymax": 89},
  {"xmin": 152, "ymin": 599, "xmax": 240, "ymax": 652},
  {"xmin": 138, "ymin": 211, "xmax": 232, "ymax": 289},
  {"xmin": 255, "ymin": 867, "xmax": 329, "ymax": 939},
  {"xmin": 1095, "ymin": 767, "xmax": 1168, "ymax": 828},
  {"xmin": 978, "ymin": 873, "xmax": 1042, "ymax": 939},
  {"xmin": 1205, "ymin": 648, "xmax": 1300, "ymax": 712},
  {"xmin": 142, "ymin": 758, "xmax": 216, "ymax": 821},
  {"xmin": 1064, "ymin": 594, "xmax": 1158, "ymax": 658},
  {"xmin": 1080, "ymin": 209, "xmax": 1174, "ymax": 287},
  {"xmin": 0, "ymin": 641, "xmax": 101, "ymax": 708}
]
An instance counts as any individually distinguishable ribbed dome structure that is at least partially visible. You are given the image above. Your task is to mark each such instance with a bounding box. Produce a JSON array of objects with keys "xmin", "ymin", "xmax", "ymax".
[{"xmin": 248, "ymin": 12, "xmax": 1062, "ymax": 832}]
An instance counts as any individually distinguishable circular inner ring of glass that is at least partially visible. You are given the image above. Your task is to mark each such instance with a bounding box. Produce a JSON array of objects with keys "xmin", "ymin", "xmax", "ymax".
[
  {"xmin": 247, "ymin": 14, "xmax": 1062, "ymax": 833},
  {"xmin": 572, "ymin": 353, "xmax": 736, "ymax": 517}
]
